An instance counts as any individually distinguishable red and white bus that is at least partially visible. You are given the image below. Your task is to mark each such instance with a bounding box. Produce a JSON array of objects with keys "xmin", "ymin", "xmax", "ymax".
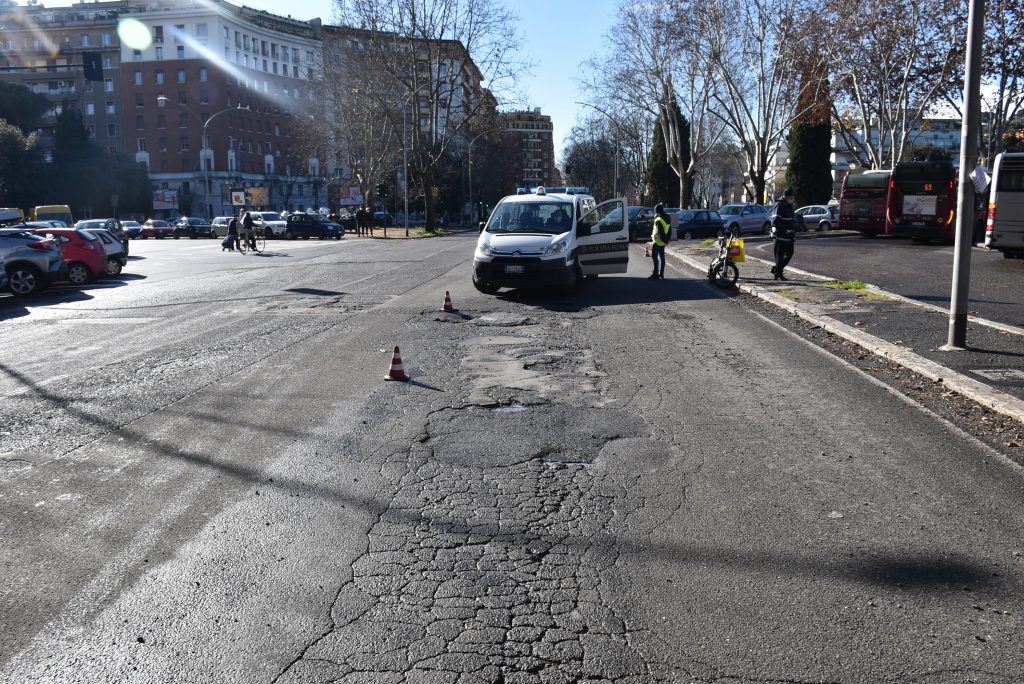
[
  {"xmin": 838, "ymin": 170, "xmax": 890, "ymax": 237},
  {"xmin": 885, "ymin": 161, "xmax": 957, "ymax": 242}
]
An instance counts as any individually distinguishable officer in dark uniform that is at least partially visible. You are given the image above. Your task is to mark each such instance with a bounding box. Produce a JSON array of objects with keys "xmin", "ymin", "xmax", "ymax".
[{"xmin": 772, "ymin": 188, "xmax": 797, "ymax": 281}]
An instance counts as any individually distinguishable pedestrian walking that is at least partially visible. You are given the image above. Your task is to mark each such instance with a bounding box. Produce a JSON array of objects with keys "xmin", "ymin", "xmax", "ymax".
[
  {"xmin": 223, "ymin": 215, "xmax": 239, "ymax": 251},
  {"xmin": 649, "ymin": 203, "xmax": 670, "ymax": 280},
  {"xmin": 771, "ymin": 188, "xmax": 797, "ymax": 281},
  {"xmin": 355, "ymin": 206, "xmax": 367, "ymax": 237}
]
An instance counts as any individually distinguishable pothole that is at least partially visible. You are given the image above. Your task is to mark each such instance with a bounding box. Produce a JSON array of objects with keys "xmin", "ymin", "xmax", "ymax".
[
  {"xmin": 474, "ymin": 313, "xmax": 539, "ymax": 327},
  {"xmin": 491, "ymin": 404, "xmax": 530, "ymax": 413}
]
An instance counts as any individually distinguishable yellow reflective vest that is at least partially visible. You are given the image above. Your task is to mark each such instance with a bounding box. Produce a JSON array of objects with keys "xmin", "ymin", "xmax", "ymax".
[{"xmin": 651, "ymin": 215, "xmax": 670, "ymax": 247}]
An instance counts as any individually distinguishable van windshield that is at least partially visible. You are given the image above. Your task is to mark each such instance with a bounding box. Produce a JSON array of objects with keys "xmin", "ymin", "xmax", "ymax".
[{"xmin": 487, "ymin": 201, "xmax": 572, "ymax": 235}]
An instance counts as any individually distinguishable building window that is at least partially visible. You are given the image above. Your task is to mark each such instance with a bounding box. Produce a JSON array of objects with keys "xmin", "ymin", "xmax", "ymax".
[
  {"xmin": 103, "ymin": 56, "xmax": 113, "ymax": 69},
  {"xmin": 177, "ymin": 69, "xmax": 186, "ymax": 83},
  {"xmin": 104, "ymin": 78, "xmax": 114, "ymax": 92},
  {"xmin": 175, "ymin": 25, "xmax": 185, "ymax": 41},
  {"xmin": 235, "ymin": 31, "xmax": 241, "ymax": 48},
  {"xmin": 155, "ymin": 70, "xmax": 164, "ymax": 84},
  {"xmin": 243, "ymin": 35, "xmax": 250, "ymax": 52},
  {"xmin": 292, "ymin": 66, "xmax": 298, "ymax": 79},
  {"xmin": 200, "ymin": 91, "xmax": 209, "ymax": 104},
  {"xmin": 81, "ymin": 34, "xmax": 90, "ymax": 47},
  {"xmin": 106, "ymin": 101, "xmax": 115, "ymax": 114},
  {"xmin": 272, "ymin": 62, "xmax": 278, "ymax": 75},
  {"xmin": 158, "ymin": 114, "xmax": 166, "ymax": 128},
  {"xmin": 157, "ymin": 93, "xmax": 166, "ymax": 106},
  {"xmin": 178, "ymin": 91, "xmax": 187, "ymax": 104},
  {"xmin": 159, "ymin": 137, "xmax": 167, "ymax": 152},
  {"xmin": 154, "ymin": 26, "xmax": 164, "ymax": 43},
  {"xmin": 292, "ymin": 48, "xmax": 299, "ymax": 62},
  {"xmin": 281, "ymin": 45, "xmax": 289, "ymax": 62},
  {"xmin": 155, "ymin": 46, "xmax": 163, "ymax": 60},
  {"xmin": 136, "ymin": 115, "xmax": 144, "ymax": 129},
  {"xmin": 177, "ymin": 46, "xmax": 185, "ymax": 60},
  {"xmin": 261, "ymin": 40, "xmax": 268, "ymax": 56},
  {"xmin": 87, "ymin": 124, "xmax": 96, "ymax": 137},
  {"xmin": 133, "ymin": 50, "xmax": 142, "ymax": 62},
  {"xmin": 107, "ymin": 123, "xmax": 116, "ymax": 136},
  {"xmin": 160, "ymin": 160, "xmax": 168, "ymax": 172},
  {"xmin": 263, "ymin": 59, "xmax": 268, "ymax": 72},
  {"xmin": 102, "ymin": 33, "xmax": 112, "ymax": 46},
  {"xmin": 271, "ymin": 44, "xmax": 278, "ymax": 59},
  {"xmin": 197, "ymin": 23, "xmax": 208, "ymax": 37},
  {"xmin": 137, "ymin": 138, "xmax": 146, "ymax": 152},
  {"xmin": 180, "ymin": 137, "xmax": 189, "ymax": 151},
  {"xmin": 86, "ymin": 103, "xmax": 95, "ymax": 116},
  {"xmin": 223, "ymin": 26, "xmax": 229, "ymax": 39},
  {"xmin": 200, "ymin": 67, "xmax": 209, "ymax": 82},
  {"xmin": 133, "ymin": 71, "xmax": 142, "ymax": 85},
  {"xmin": 179, "ymin": 114, "xmax": 188, "ymax": 127}
]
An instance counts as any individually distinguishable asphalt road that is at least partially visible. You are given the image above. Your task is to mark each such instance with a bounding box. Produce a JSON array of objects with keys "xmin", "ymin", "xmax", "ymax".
[
  {"xmin": 2, "ymin": 236, "xmax": 1023, "ymax": 682},
  {"xmin": 745, "ymin": 233, "xmax": 1024, "ymax": 328}
]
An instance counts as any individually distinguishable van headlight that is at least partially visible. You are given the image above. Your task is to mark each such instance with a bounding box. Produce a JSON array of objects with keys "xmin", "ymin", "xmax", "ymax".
[
  {"xmin": 544, "ymin": 239, "xmax": 568, "ymax": 256},
  {"xmin": 477, "ymin": 242, "xmax": 494, "ymax": 256}
]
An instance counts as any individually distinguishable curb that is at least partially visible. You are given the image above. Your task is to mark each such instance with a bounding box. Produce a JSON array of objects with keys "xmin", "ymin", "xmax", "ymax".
[{"xmin": 667, "ymin": 248, "xmax": 1024, "ymax": 426}]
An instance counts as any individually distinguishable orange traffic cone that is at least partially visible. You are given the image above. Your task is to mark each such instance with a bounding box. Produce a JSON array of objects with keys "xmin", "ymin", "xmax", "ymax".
[
  {"xmin": 443, "ymin": 290, "xmax": 454, "ymax": 312},
  {"xmin": 385, "ymin": 345, "xmax": 409, "ymax": 381}
]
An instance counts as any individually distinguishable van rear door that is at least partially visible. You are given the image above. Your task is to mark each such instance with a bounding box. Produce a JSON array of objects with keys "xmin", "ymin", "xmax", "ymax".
[
  {"xmin": 575, "ymin": 199, "xmax": 629, "ymax": 275},
  {"xmin": 987, "ymin": 153, "xmax": 1024, "ymax": 256}
]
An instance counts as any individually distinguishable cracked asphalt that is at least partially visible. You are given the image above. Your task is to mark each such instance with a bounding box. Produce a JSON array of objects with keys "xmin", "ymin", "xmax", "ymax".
[{"xmin": 1, "ymin": 236, "xmax": 1023, "ymax": 683}]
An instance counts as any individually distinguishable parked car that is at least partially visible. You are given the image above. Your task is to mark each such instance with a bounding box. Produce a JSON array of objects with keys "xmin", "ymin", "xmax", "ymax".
[
  {"xmin": 373, "ymin": 211, "xmax": 394, "ymax": 227},
  {"xmin": 173, "ymin": 217, "xmax": 216, "ymax": 239},
  {"xmin": 211, "ymin": 216, "xmax": 236, "ymax": 237},
  {"xmin": 769, "ymin": 203, "xmax": 809, "ymax": 232},
  {"xmin": 249, "ymin": 211, "xmax": 287, "ymax": 238},
  {"xmin": 30, "ymin": 227, "xmax": 107, "ymax": 285},
  {"xmin": 627, "ymin": 206, "xmax": 655, "ymax": 242},
  {"xmin": 795, "ymin": 205, "xmax": 835, "ymax": 232},
  {"xmin": 0, "ymin": 227, "xmax": 66, "ymax": 296},
  {"xmin": 74, "ymin": 219, "xmax": 129, "ymax": 255},
  {"xmin": 675, "ymin": 209, "xmax": 727, "ymax": 240},
  {"xmin": 122, "ymin": 220, "xmax": 143, "ymax": 239},
  {"xmin": 311, "ymin": 213, "xmax": 345, "ymax": 239},
  {"xmin": 718, "ymin": 204, "xmax": 773, "ymax": 236},
  {"xmin": 81, "ymin": 228, "xmax": 128, "ymax": 276},
  {"xmin": 285, "ymin": 212, "xmax": 334, "ymax": 239},
  {"xmin": 141, "ymin": 219, "xmax": 174, "ymax": 239}
]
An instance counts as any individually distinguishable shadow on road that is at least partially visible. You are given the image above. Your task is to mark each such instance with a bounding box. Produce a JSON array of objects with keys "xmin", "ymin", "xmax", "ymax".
[{"xmin": 498, "ymin": 275, "xmax": 731, "ymax": 312}]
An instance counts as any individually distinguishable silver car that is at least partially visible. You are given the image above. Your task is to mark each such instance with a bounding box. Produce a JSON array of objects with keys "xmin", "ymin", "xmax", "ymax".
[
  {"xmin": 0, "ymin": 227, "xmax": 67, "ymax": 296},
  {"xmin": 82, "ymin": 228, "xmax": 128, "ymax": 276},
  {"xmin": 718, "ymin": 204, "xmax": 773, "ymax": 235},
  {"xmin": 795, "ymin": 205, "xmax": 836, "ymax": 232}
]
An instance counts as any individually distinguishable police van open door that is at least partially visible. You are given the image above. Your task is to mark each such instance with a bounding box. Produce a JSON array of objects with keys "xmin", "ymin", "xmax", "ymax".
[{"xmin": 574, "ymin": 199, "xmax": 629, "ymax": 275}]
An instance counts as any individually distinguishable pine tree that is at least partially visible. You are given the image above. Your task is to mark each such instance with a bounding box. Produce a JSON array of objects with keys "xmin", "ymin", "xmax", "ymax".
[
  {"xmin": 785, "ymin": 69, "xmax": 834, "ymax": 206},
  {"xmin": 644, "ymin": 120, "xmax": 677, "ymax": 206}
]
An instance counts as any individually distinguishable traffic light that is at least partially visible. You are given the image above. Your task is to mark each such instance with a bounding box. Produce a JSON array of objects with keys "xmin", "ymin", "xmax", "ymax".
[
  {"xmin": 376, "ymin": 183, "xmax": 388, "ymax": 198},
  {"xmin": 83, "ymin": 52, "xmax": 103, "ymax": 82}
]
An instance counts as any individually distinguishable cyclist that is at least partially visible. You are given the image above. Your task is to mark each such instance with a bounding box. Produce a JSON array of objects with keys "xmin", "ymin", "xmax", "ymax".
[{"xmin": 241, "ymin": 210, "xmax": 257, "ymax": 252}]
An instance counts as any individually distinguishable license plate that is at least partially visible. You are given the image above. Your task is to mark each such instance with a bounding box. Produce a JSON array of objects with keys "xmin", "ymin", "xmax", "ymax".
[
  {"xmin": 911, "ymin": 221, "xmax": 925, "ymax": 226},
  {"xmin": 504, "ymin": 264, "xmax": 525, "ymax": 274}
]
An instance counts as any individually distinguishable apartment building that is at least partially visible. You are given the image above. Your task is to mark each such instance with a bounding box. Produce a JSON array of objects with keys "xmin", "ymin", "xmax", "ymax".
[
  {"xmin": 500, "ymin": 109, "xmax": 558, "ymax": 190},
  {"xmin": 1, "ymin": 0, "xmax": 325, "ymax": 217}
]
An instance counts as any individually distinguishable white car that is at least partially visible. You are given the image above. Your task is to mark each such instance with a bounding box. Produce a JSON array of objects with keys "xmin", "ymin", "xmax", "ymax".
[
  {"xmin": 249, "ymin": 211, "xmax": 287, "ymax": 238},
  {"xmin": 82, "ymin": 228, "xmax": 127, "ymax": 276},
  {"xmin": 472, "ymin": 187, "xmax": 627, "ymax": 293}
]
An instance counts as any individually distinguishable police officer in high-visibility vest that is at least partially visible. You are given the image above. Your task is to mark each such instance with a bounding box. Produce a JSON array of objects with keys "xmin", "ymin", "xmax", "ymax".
[{"xmin": 649, "ymin": 203, "xmax": 670, "ymax": 279}]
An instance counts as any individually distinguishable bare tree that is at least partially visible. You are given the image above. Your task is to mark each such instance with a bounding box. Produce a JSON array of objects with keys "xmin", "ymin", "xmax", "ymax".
[
  {"xmin": 692, "ymin": 0, "xmax": 821, "ymax": 203},
  {"xmin": 828, "ymin": 0, "xmax": 962, "ymax": 170},
  {"xmin": 334, "ymin": 0, "xmax": 526, "ymax": 230}
]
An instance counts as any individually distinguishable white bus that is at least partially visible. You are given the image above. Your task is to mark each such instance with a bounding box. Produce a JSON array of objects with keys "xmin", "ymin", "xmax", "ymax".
[{"xmin": 985, "ymin": 152, "xmax": 1024, "ymax": 259}]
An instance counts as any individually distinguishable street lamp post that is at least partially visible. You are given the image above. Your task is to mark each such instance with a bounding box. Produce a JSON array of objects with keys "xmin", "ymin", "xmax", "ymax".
[
  {"xmin": 157, "ymin": 96, "xmax": 246, "ymax": 217},
  {"xmin": 576, "ymin": 101, "xmax": 619, "ymax": 198},
  {"xmin": 467, "ymin": 126, "xmax": 502, "ymax": 226},
  {"xmin": 400, "ymin": 82, "xmax": 435, "ymax": 236}
]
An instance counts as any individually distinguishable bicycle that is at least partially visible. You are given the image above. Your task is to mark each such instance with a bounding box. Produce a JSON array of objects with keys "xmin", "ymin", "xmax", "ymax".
[
  {"xmin": 236, "ymin": 232, "xmax": 249, "ymax": 254},
  {"xmin": 707, "ymin": 225, "xmax": 742, "ymax": 287},
  {"xmin": 254, "ymin": 226, "xmax": 267, "ymax": 252}
]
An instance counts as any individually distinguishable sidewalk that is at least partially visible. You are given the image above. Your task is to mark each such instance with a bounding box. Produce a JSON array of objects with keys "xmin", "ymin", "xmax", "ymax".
[{"xmin": 667, "ymin": 237, "xmax": 1024, "ymax": 426}]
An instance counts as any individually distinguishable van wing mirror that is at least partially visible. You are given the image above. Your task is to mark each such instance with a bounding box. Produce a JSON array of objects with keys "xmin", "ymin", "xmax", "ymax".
[{"xmin": 576, "ymin": 221, "xmax": 592, "ymax": 238}]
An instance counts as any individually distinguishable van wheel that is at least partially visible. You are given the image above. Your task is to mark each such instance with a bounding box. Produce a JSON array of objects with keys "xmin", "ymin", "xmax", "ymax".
[
  {"xmin": 472, "ymin": 275, "xmax": 499, "ymax": 294},
  {"xmin": 564, "ymin": 265, "xmax": 582, "ymax": 291},
  {"xmin": 7, "ymin": 264, "xmax": 44, "ymax": 296},
  {"xmin": 67, "ymin": 262, "xmax": 93, "ymax": 285}
]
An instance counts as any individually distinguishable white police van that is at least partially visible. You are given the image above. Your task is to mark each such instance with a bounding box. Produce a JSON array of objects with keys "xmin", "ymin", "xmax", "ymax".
[
  {"xmin": 985, "ymin": 152, "xmax": 1024, "ymax": 259},
  {"xmin": 472, "ymin": 187, "xmax": 629, "ymax": 293}
]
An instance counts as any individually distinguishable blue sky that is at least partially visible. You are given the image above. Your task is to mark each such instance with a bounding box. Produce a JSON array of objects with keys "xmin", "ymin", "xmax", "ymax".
[{"xmin": 32, "ymin": 0, "xmax": 619, "ymax": 160}]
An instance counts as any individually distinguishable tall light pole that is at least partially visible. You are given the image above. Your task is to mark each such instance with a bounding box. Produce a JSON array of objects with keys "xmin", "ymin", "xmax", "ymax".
[
  {"xmin": 467, "ymin": 126, "xmax": 503, "ymax": 225},
  {"xmin": 157, "ymin": 96, "xmax": 247, "ymax": 218},
  {"xmin": 400, "ymin": 82, "xmax": 433, "ymax": 236},
  {"xmin": 576, "ymin": 101, "xmax": 620, "ymax": 198}
]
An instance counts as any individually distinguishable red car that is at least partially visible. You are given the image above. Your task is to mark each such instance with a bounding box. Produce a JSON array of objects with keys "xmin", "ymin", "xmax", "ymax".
[
  {"xmin": 141, "ymin": 219, "xmax": 174, "ymax": 239},
  {"xmin": 31, "ymin": 228, "xmax": 108, "ymax": 285}
]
